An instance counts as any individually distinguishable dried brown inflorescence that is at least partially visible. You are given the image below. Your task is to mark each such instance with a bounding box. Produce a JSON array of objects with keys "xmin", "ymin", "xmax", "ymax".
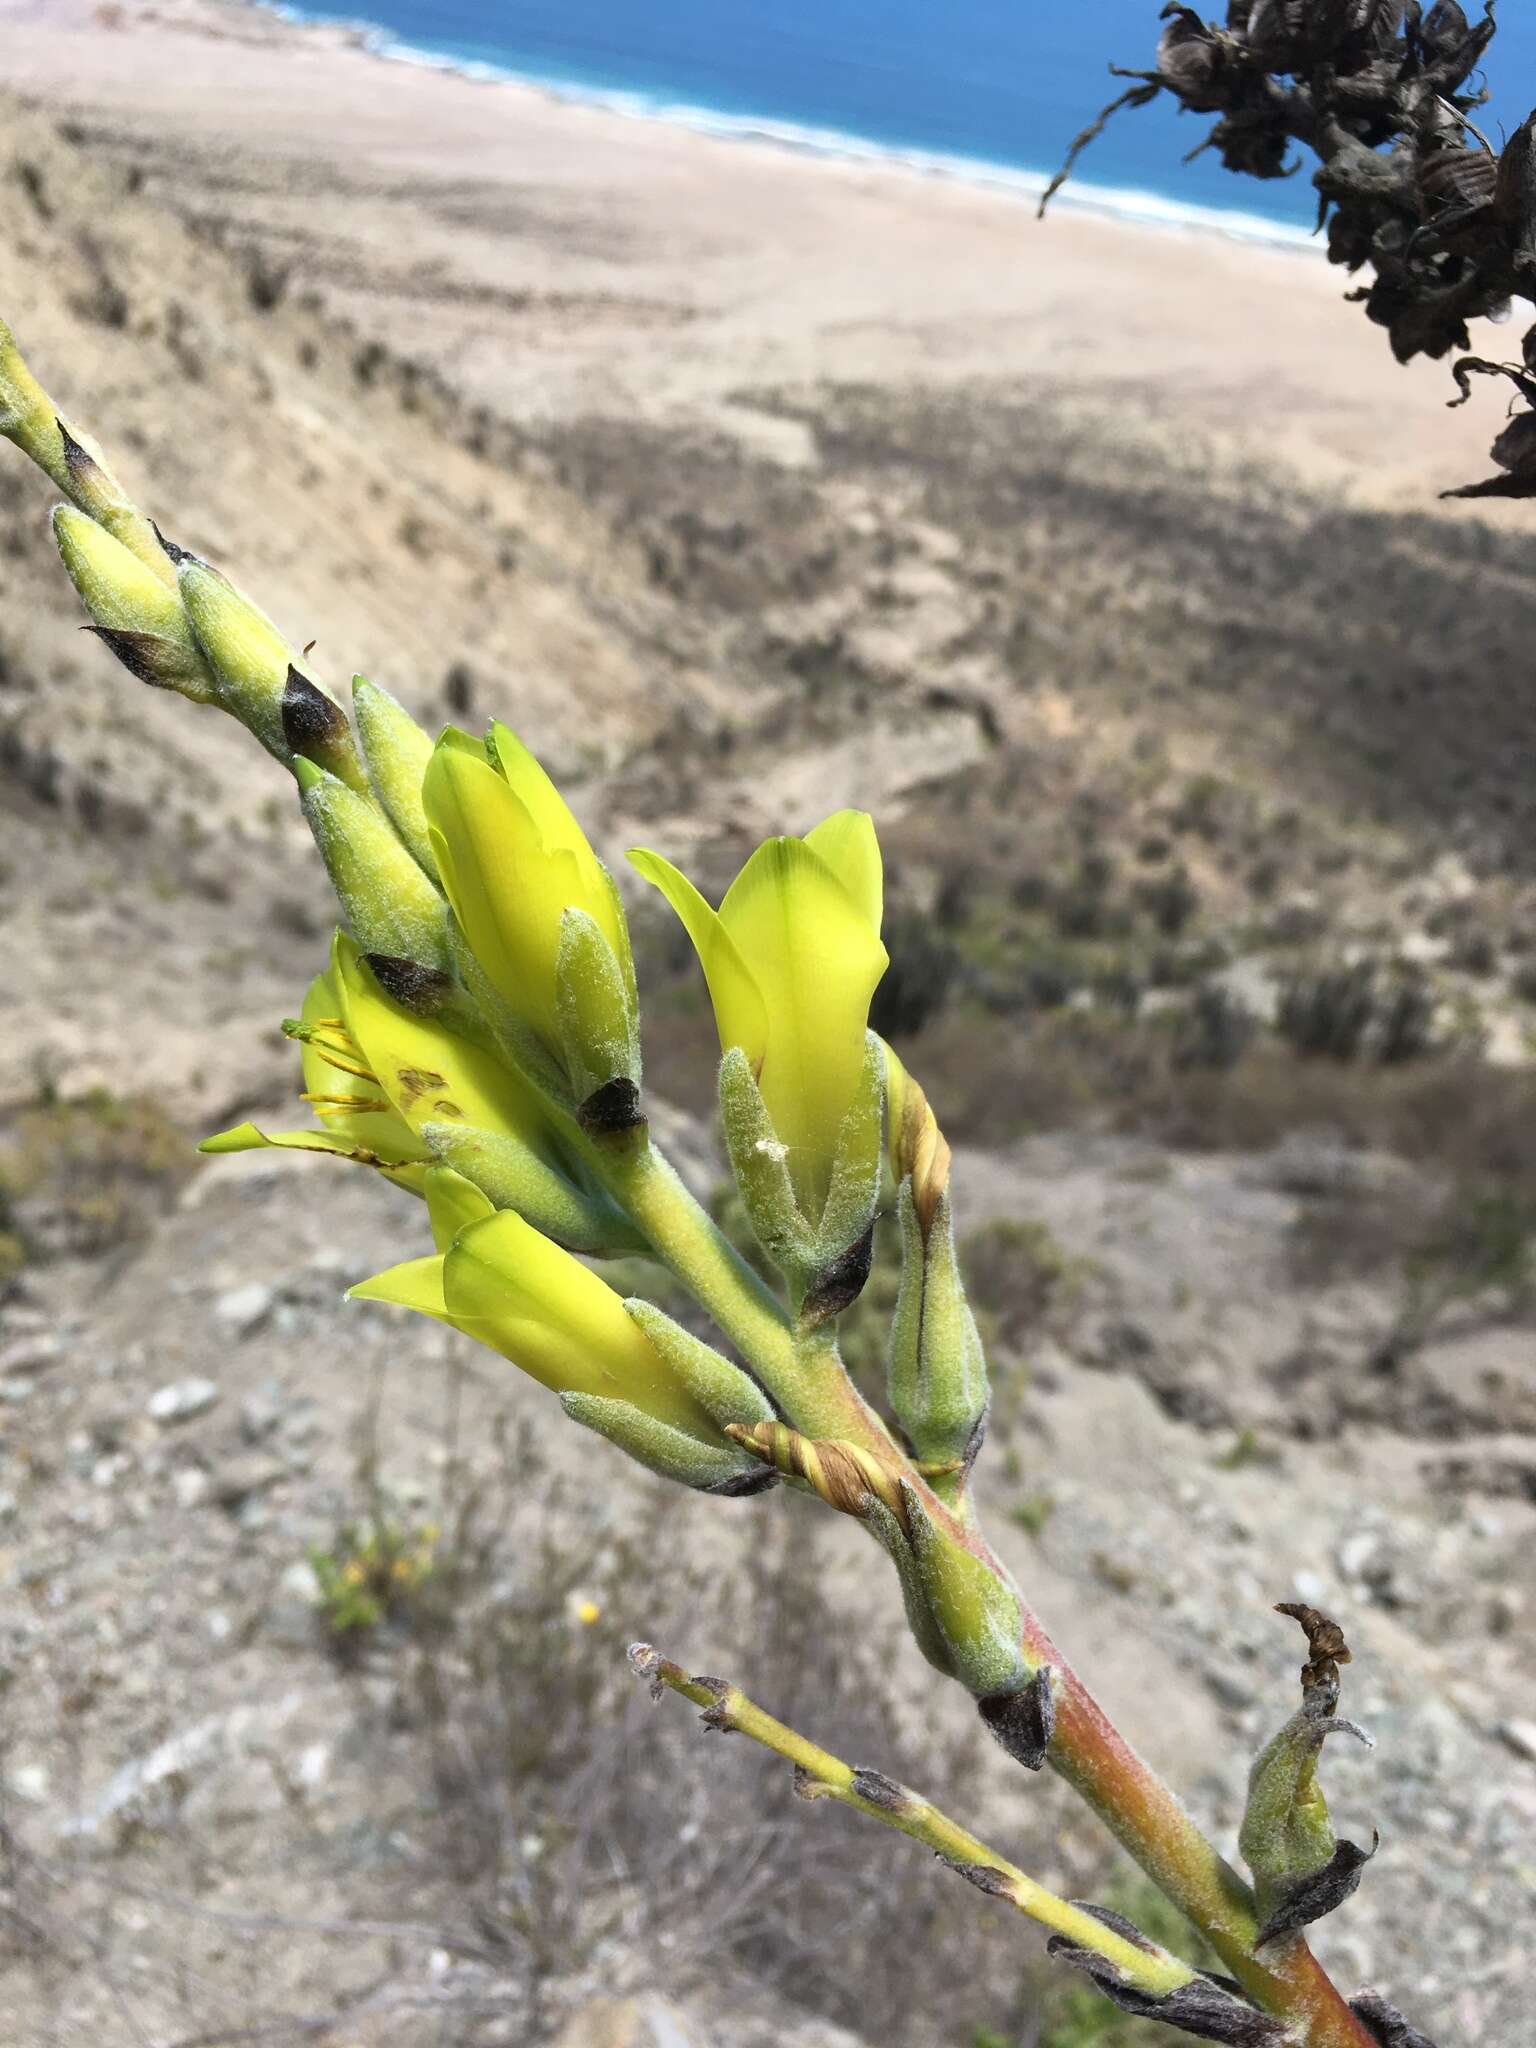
[{"xmin": 1048, "ymin": 2, "xmax": 1536, "ymax": 495}]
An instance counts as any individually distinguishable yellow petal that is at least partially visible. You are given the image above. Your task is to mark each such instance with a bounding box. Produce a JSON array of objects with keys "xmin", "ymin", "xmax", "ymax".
[
  {"xmin": 423, "ymin": 742, "xmax": 574, "ymax": 1046},
  {"xmin": 804, "ymin": 810, "xmax": 883, "ymax": 935},
  {"xmin": 423, "ymin": 1164, "xmax": 496, "ymax": 1253},
  {"xmin": 718, "ymin": 838, "xmax": 888, "ymax": 1219},
  {"xmin": 628, "ymin": 848, "xmax": 768, "ymax": 1067},
  {"xmin": 445, "ymin": 1211, "xmax": 714, "ymax": 1435},
  {"xmin": 348, "ymin": 1253, "xmax": 453, "ymax": 1323},
  {"xmin": 330, "ymin": 932, "xmax": 555, "ymax": 1154},
  {"xmin": 487, "ymin": 722, "xmax": 625, "ymax": 951}
]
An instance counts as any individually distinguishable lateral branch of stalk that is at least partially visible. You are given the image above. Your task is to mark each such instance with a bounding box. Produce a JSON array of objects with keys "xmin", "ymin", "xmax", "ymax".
[{"xmin": 628, "ymin": 1643, "xmax": 1194, "ymax": 2003}]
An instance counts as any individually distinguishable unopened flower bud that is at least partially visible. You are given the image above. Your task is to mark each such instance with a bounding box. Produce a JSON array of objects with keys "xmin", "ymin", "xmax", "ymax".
[
  {"xmin": 52, "ymin": 505, "xmax": 217, "ymax": 702},
  {"xmin": 561, "ymin": 1392, "xmax": 777, "ymax": 1495},
  {"xmin": 1239, "ymin": 1606, "xmax": 1377, "ymax": 1950},
  {"xmin": 888, "ymin": 1179, "xmax": 989, "ymax": 1473},
  {"xmin": 294, "ymin": 760, "xmax": 450, "ymax": 974},
  {"xmin": 424, "ymin": 722, "xmax": 640, "ymax": 1115},
  {"xmin": 352, "ymin": 674, "xmax": 436, "ymax": 876},
  {"xmin": 901, "ymin": 1481, "xmax": 1030, "ymax": 1697},
  {"xmin": 2, "ymin": 320, "xmax": 168, "ymax": 578},
  {"xmin": 179, "ymin": 560, "xmax": 367, "ymax": 788}
]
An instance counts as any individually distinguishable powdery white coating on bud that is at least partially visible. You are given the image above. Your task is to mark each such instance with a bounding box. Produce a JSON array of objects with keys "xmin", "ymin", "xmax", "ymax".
[
  {"xmin": 52, "ymin": 505, "xmax": 217, "ymax": 703},
  {"xmin": 352, "ymin": 675, "xmax": 437, "ymax": 876},
  {"xmin": 560, "ymin": 1391, "xmax": 777, "ymax": 1495},
  {"xmin": 297, "ymin": 766, "xmax": 450, "ymax": 975}
]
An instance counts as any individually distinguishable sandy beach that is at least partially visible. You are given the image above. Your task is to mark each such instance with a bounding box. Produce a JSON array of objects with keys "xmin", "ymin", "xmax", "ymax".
[{"xmin": 2, "ymin": 0, "xmax": 1528, "ymax": 504}]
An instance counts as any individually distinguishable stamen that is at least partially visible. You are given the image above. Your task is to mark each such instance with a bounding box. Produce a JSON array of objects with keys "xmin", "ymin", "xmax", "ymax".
[
  {"xmin": 302, "ymin": 1091, "xmax": 392, "ymax": 1117},
  {"xmin": 282, "ymin": 1015, "xmax": 380, "ymax": 1085}
]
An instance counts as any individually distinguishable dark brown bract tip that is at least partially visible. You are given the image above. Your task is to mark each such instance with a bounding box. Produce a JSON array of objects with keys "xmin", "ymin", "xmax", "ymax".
[
  {"xmin": 1349, "ymin": 1992, "xmax": 1442, "ymax": 2048},
  {"xmin": 363, "ymin": 953, "xmax": 455, "ymax": 1014},
  {"xmin": 977, "ymin": 1665, "xmax": 1056, "ymax": 1772},
  {"xmin": 1047, "ymin": 1905, "xmax": 1287, "ymax": 2042},
  {"xmin": 281, "ymin": 666, "xmax": 350, "ymax": 757},
  {"xmin": 576, "ymin": 1075, "xmax": 646, "ymax": 1139},
  {"xmin": 1255, "ymin": 1832, "xmax": 1379, "ymax": 1951},
  {"xmin": 152, "ymin": 518, "xmax": 198, "ymax": 566},
  {"xmin": 801, "ymin": 1220, "xmax": 876, "ymax": 1327},
  {"xmin": 56, "ymin": 417, "xmax": 104, "ymax": 486},
  {"xmin": 849, "ymin": 1767, "xmax": 910, "ymax": 1813},
  {"xmin": 82, "ymin": 625, "xmax": 176, "ymax": 688}
]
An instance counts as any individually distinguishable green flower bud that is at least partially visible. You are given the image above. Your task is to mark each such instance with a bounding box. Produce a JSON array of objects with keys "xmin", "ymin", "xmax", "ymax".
[
  {"xmin": 422, "ymin": 1121, "xmax": 642, "ymax": 1257},
  {"xmin": 294, "ymin": 760, "xmax": 450, "ymax": 974},
  {"xmin": 718, "ymin": 1045, "xmax": 818, "ymax": 1288},
  {"xmin": 555, "ymin": 906, "xmax": 644, "ymax": 1136},
  {"xmin": 424, "ymin": 723, "xmax": 641, "ymax": 1117},
  {"xmin": 52, "ymin": 505, "xmax": 217, "ymax": 702},
  {"xmin": 179, "ymin": 560, "xmax": 367, "ymax": 788},
  {"xmin": 863, "ymin": 1495, "xmax": 958, "ymax": 1678},
  {"xmin": 901, "ymin": 1481, "xmax": 1030, "ymax": 1697},
  {"xmin": 1240, "ymin": 1607, "xmax": 1376, "ymax": 1950},
  {"xmin": 352, "ymin": 675, "xmax": 436, "ymax": 876},
  {"xmin": 2, "ymin": 321, "xmax": 168, "ymax": 578},
  {"xmin": 807, "ymin": 1031, "xmax": 886, "ymax": 1304},
  {"xmin": 888, "ymin": 1180, "xmax": 990, "ymax": 1474}
]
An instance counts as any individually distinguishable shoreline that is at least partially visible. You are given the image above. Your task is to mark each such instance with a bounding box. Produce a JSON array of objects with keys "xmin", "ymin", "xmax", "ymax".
[
  {"xmin": 248, "ymin": 0, "xmax": 1322, "ymax": 255},
  {"xmin": 0, "ymin": 0, "xmax": 1521, "ymax": 501}
]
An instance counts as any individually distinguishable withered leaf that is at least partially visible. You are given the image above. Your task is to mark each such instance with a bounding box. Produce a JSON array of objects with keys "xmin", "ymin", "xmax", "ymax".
[
  {"xmin": 1047, "ymin": 1904, "xmax": 1287, "ymax": 2043},
  {"xmin": 1350, "ymin": 1992, "xmax": 1443, "ymax": 2048}
]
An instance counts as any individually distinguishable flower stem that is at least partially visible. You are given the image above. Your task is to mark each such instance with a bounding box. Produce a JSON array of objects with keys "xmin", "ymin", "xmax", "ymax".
[
  {"xmin": 616, "ymin": 1130, "xmax": 1373, "ymax": 2045},
  {"xmin": 599, "ymin": 1140, "xmax": 899, "ymax": 1449}
]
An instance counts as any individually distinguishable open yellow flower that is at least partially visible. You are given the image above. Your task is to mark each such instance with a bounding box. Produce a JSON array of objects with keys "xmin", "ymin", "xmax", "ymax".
[
  {"xmin": 421, "ymin": 723, "xmax": 637, "ymax": 1104},
  {"xmin": 202, "ymin": 933, "xmax": 635, "ymax": 1249},
  {"xmin": 630, "ymin": 812, "xmax": 888, "ymax": 1222},
  {"xmin": 201, "ymin": 950, "xmax": 432, "ymax": 1186},
  {"xmin": 351, "ymin": 1185, "xmax": 719, "ymax": 1442}
]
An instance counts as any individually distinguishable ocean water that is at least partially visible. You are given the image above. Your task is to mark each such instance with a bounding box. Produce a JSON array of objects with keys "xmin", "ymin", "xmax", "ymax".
[{"xmin": 274, "ymin": 1, "xmax": 1536, "ymax": 240}]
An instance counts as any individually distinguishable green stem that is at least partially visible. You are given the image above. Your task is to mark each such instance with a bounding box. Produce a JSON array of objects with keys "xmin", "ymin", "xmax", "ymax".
[
  {"xmin": 596, "ymin": 1137, "xmax": 903, "ymax": 1456},
  {"xmin": 596, "ymin": 1135, "xmax": 1373, "ymax": 2046},
  {"xmin": 600, "ymin": 1139, "xmax": 797, "ymax": 1381}
]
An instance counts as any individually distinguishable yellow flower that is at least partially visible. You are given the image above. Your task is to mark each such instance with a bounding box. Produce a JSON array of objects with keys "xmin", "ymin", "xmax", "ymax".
[
  {"xmin": 201, "ymin": 951, "xmax": 432, "ymax": 1185},
  {"xmin": 350, "ymin": 1185, "xmax": 720, "ymax": 1443},
  {"xmin": 201, "ymin": 934, "xmax": 638, "ymax": 1250},
  {"xmin": 421, "ymin": 724, "xmax": 637, "ymax": 1104},
  {"xmin": 630, "ymin": 812, "xmax": 888, "ymax": 1221}
]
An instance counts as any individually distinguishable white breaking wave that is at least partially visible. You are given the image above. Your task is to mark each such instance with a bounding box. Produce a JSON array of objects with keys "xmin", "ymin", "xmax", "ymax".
[{"xmin": 253, "ymin": 1, "xmax": 1322, "ymax": 254}]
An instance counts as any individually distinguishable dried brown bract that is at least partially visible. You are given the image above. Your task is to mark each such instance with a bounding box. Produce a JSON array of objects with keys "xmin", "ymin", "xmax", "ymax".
[{"xmin": 1274, "ymin": 1600, "xmax": 1353, "ymax": 1697}]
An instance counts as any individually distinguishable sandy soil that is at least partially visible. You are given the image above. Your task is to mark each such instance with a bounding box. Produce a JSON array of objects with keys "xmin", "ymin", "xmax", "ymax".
[{"xmin": 2, "ymin": 0, "xmax": 1532, "ymax": 509}]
